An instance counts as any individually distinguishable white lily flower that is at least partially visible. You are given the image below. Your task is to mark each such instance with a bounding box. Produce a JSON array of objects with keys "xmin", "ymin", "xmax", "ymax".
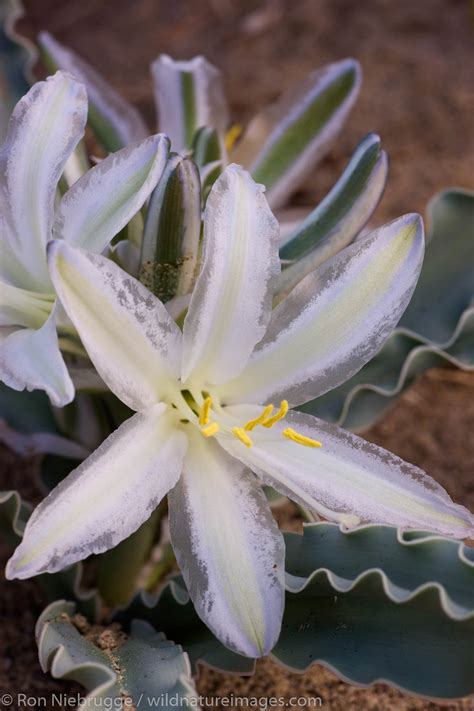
[
  {"xmin": 0, "ymin": 71, "xmax": 169, "ymax": 405},
  {"xmin": 7, "ymin": 165, "xmax": 473, "ymax": 658}
]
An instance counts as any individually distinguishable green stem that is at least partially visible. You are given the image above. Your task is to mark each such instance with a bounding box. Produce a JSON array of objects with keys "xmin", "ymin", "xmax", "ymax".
[
  {"xmin": 144, "ymin": 543, "xmax": 177, "ymax": 592},
  {"xmin": 97, "ymin": 508, "xmax": 162, "ymax": 607}
]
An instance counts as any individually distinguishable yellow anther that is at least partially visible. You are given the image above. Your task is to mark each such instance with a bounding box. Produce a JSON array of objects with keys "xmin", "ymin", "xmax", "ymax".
[
  {"xmin": 225, "ymin": 124, "xmax": 242, "ymax": 152},
  {"xmin": 201, "ymin": 422, "xmax": 220, "ymax": 437},
  {"xmin": 199, "ymin": 396, "xmax": 213, "ymax": 426},
  {"xmin": 232, "ymin": 427, "xmax": 253, "ymax": 448},
  {"xmin": 283, "ymin": 428, "xmax": 322, "ymax": 448},
  {"xmin": 244, "ymin": 404, "xmax": 274, "ymax": 431},
  {"xmin": 263, "ymin": 400, "xmax": 289, "ymax": 428}
]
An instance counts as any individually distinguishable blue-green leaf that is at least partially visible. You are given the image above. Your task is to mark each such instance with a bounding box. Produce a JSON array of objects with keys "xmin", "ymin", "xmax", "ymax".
[
  {"xmin": 151, "ymin": 54, "xmax": 228, "ymax": 154},
  {"xmin": 275, "ymin": 524, "xmax": 474, "ymax": 698},
  {"xmin": 0, "ymin": 383, "xmax": 88, "ymax": 458},
  {"xmin": 38, "ymin": 32, "xmax": 147, "ymax": 152},
  {"xmin": 276, "ymin": 133, "xmax": 387, "ymax": 300},
  {"xmin": 37, "ymin": 600, "xmax": 197, "ymax": 709},
  {"xmin": 232, "ymin": 59, "xmax": 361, "ymax": 208}
]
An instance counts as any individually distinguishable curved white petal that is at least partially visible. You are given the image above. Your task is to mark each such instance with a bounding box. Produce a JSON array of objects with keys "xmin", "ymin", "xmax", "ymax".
[
  {"xmin": 39, "ymin": 32, "xmax": 148, "ymax": 149},
  {"xmin": 0, "ymin": 214, "xmax": 40, "ymax": 288},
  {"xmin": 0, "ymin": 308, "xmax": 74, "ymax": 407},
  {"xmin": 168, "ymin": 427, "xmax": 284, "ymax": 657},
  {"xmin": 151, "ymin": 54, "xmax": 229, "ymax": 153},
  {"xmin": 0, "ymin": 279, "xmax": 54, "ymax": 328},
  {"xmin": 0, "ymin": 71, "xmax": 87, "ymax": 288},
  {"xmin": 54, "ymin": 134, "xmax": 169, "ymax": 254},
  {"xmin": 48, "ymin": 241, "xmax": 183, "ymax": 411},
  {"xmin": 6, "ymin": 404, "xmax": 187, "ymax": 579},
  {"xmin": 182, "ymin": 165, "xmax": 280, "ymax": 386},
  {"xmin": 220, "ymin": 214, "xmax": 424, "ymax": 407},
  {"xmin": 220, "ymin": 406, "xmax": 474, "ymax": 539}
]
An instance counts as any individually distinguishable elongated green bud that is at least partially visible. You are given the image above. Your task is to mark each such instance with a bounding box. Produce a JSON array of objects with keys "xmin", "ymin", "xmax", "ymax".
[{"xmin": 139, "ymin": 155, "xmax": 201, "ymax": 302}]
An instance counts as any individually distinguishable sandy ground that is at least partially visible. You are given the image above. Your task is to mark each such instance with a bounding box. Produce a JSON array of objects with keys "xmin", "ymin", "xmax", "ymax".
[{"xmin": 1, "ymin": 0, "xmax": 473, "ymax": 708}]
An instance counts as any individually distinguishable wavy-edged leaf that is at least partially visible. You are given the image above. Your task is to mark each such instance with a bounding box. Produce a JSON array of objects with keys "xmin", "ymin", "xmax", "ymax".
[
  {"xmin": 0, "ymin": 491, "xmax": 98, "ymax": 618},
  {"xmin": 140, "ymin": 154, "xmax": 201, "ymax": 301},
  {"xmin": 36, "ymin": 600, "xmax": 198, "ymax": 710},
  {"xmin": 0, "ymin": 381, "xmax": 56, "ymax": 439},
  {"xmin": 38, "ymin": 32, "xmax": 148, "ymax": 152},
  {"xmin": 275, "ymin": 523, "xmax": 474, "ymax": 699},
  {"xmin": 232, "ymin": 59, "xmax": 361, "ymax": 208},
  {"xmin": 276, "ymin": 133, "xmax": 387, "ymax": 300},
  {"xmin": 400, "ymin": 189, "xmax": 474, "ymax": 344},
  {"xmin": 303, "ymin": 189, "xmax": 474, "ymax": 429},
  {"xmin": 284, "ymin": 523, "xmax": 474, "ymax": 617},
  {"xmin": 276, "ymin": 574, "xmax": 474, "ymax": 699},
  {"xmin": 0, "ymin": 0, "xmax": 36, "ymax": 140}
]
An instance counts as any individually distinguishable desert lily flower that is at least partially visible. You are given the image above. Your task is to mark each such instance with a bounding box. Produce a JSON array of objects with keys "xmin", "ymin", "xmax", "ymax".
[
  {"xmin": 7, "ymin": 165, "xmax": 473, "ymax": 658},
  {"xmin": 0, "ymin": 71, "xmax": 169, "ymax": 405}
]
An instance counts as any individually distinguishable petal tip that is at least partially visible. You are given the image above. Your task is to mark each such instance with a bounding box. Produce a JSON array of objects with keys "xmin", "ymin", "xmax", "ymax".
[{"xmin": 5, "ymin": 549, "xmax": 27, "ymax": 581}]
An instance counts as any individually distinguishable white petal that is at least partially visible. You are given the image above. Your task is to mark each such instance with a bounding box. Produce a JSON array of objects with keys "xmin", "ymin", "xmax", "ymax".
[
  {"xmin": 151, "ymin": 54, "xmax": 229, "ymax": 153},
  {"xmin": 6, "ymin": 405, "xmax": 187, "ymax": 579},
  {"xmin": 168, "ymin": 427, "xmax": 284, "ymax": 657},
  {"xmin": 181, "ymin": 165, "xmax": 280, "ymax": 386},
  {"xmin": 0, "ymin": 214, "xmax": 41, "ymax": 288},
  {"xmin": 39, "ymin": 32, "xmax": 148, "ymax": 150},
  {"xmin": 0, "ymin": 279, "xmax": 54, "ymax": 329},
  {"xmin": 48, "ymin": 241, "xmax": 182, "ymax": 411},
  {"xmin": 0, "ymin": 71, "xmax": 87, "ymax": 288},
  {"xmin": 0, "ymin": 309, "xmax": 74, "ymax": 406},
  {"xmin": 54, "ymin": 134, "xmax": 169, "ymax": 254},
  {"xmin": 220, "ymin": 406, "xmax": 474, "ymax": 539},
  {"xmin": 220, "ymin": 214, "xmax": 424, "ymax": 407}
]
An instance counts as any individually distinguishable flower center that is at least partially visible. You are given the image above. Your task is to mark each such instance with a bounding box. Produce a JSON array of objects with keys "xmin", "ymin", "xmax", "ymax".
[{"xmin": 195, "ymin": 396, "xmax": 322, "ymax": 450}]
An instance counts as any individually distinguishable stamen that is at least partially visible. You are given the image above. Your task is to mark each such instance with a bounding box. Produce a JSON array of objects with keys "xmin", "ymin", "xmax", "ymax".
[
  {"xmin": 244, "ymin": 404, "xmax": 274, "ymax": 431},
  {"xmin": 199, "ymin": 396, "xmax": 213, "ymax": 426},
  {"xmin": 263, "ymin": 400, "xmax": 289, "ymax": 428},
  {"xmin": 232, "ymin": 427, "xmax": 253, "ymax": 448},
  {"xmin": 283, "ymin": 427, "xmax": 322, "ymax": 448},
  {"xmin": 201, "ymin": 422, "xmax": 220, "ymax": 437},
  {"xmin": 225, "ymin": 124, "xmax": 242, "ymax": 152}
]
